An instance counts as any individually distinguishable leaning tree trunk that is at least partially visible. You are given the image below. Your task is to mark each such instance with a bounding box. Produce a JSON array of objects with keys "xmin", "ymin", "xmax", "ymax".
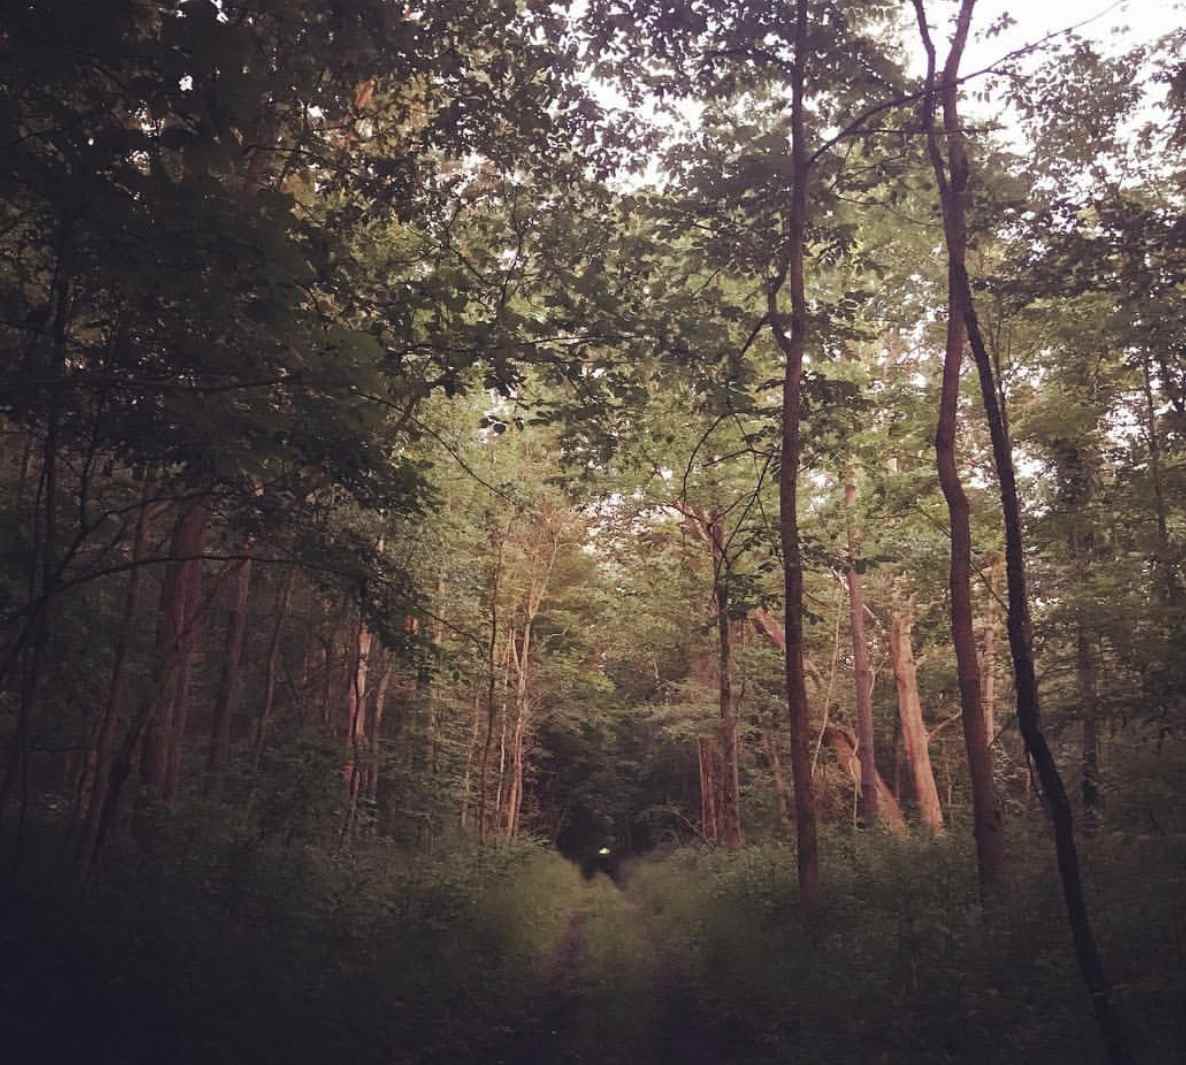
[
  {"xmin": 822, "ymin": 725, "xmax": 907, "ymax": 835},
  {"xmin": 914, "ymin": 2, "xmax": 1131, "ymax": 1060},
  {"xmin": 911, "ymin": 0, "xmax": 1003, "ymax": 896}
]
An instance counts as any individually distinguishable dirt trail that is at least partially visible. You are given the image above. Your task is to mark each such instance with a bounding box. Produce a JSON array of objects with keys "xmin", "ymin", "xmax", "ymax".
[{"xmin": 492, "ymin": 879, "xmax": 736, "ymax": 1065}]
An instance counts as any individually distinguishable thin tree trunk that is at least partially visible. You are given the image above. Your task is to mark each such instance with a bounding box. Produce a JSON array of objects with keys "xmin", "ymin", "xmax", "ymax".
[
  {"xmin": 844, "ymin": 479, "xmax": 879, "ymax": 827},
  {"xmin": 253, "ymin": 568, "xmax": 295, "ymax": 769},
  {"xmin": 981, "ymin": 554, "xmax": 1003, "ymax": 742},
  {"xmin": 460, "ymin": 688, "xmax": 483, "ymax": 831},
  {"xmin": 141, "ymin": 499, "xmax": 209, "ymax": 799},
  {"xmin": 763, "ymin": 723, "xmax": 793, "ymax": 831},
  {"xmin": 912, "ymin": 0, "xmax": 1004, "ymax": 895},
  {"xmin": 712, "ymin": 524, "xmax": 743, "ymax": 848},
  {"xmin": 206, "ymin": 552, "xmax": 253, "ymax": 793},
  {"xmin": 341, "ymin": 611, "xmax": 373, "ymax": 843},
  {"xmin": 164, "ymin": 549, "xmax": 205, "ymax": 805},
  {"xmin": 76, "ymin": 479, "xmax": 155, "ymax": 871},
  {"xmin": 1140, "ymin": 354, "xmax": 1177, "ymax": 602},
  {"xmin": 915, "ymin": 2, "xmax": 1131, "ymax": 1059},
  {"xmin": 765, "ymin": 0, "xmax": 819, "ymax": 907},
  {"xmin": 477, "ymin": 520, "xmax": 509, "ymax": 843},
  {"xmin": 698, "ymin": 736, "xmax": 720, "ymax": 842},
  {"xmin": 1078, "ymin": 627, "xmax": 1101, "ymax": 830},
  {"xmin": 889, "ymin": 601, "xmax": 944, "ymax": 833},
  {"xmin": 366, "ymin": 653, "xmax": 392, "ymax": 805}
]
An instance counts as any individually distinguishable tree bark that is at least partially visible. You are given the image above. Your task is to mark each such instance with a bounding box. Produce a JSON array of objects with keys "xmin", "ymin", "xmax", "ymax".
[
  {"xmin": 888, "ymin": 601, "xmax": 944, "ymax": 833},
  {"xmin": 844, "ymin": 479, "xmax": 879, "ymax": 827},
  {"xmin": 912, "ymin": 0, "xmax": 1004, "ymax": 895}
]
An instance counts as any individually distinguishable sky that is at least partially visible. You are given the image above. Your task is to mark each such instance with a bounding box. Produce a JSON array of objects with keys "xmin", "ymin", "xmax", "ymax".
[
  {"xmin": 911, "ymin": 0, "xmax": 1184, "ymax": 146},
  {"xmin": 950, "ymin": 0, "xmax": 1183, "ymax": 71}
]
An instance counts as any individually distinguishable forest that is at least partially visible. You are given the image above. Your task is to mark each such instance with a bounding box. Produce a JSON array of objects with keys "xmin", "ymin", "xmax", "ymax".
[{"xmin": 1, "ymin": 1, "xmax": 1184, "ymax": 1062}]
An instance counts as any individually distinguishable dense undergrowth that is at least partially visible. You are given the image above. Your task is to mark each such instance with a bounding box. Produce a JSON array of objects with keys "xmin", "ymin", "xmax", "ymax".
[
  {"xmin": 4, "ymin": 756, "xmax": 1185, "ymax": 1065},
  {"xmin": 2, "ymin": 831, "xmax": 581, "ymax": 1065}
]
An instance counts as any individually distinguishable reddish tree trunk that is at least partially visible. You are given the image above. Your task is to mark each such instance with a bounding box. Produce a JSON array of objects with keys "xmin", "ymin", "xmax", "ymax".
[
  {"xmin": 823, "ymin": 725, "xmax": 907, "ymax": 834},
  {"xmin": 889, "ymin": 603, "xmax": 944, "ymax": 833}
]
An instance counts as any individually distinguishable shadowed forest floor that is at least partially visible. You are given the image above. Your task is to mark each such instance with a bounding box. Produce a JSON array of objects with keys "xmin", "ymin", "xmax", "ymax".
[{"xmin": 3, "ymin": 827, "xmax": 1185, "ymax": 1065}]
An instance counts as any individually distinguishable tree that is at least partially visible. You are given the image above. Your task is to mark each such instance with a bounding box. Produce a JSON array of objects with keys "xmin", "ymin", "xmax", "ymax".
[{"xmin": 913, "ymin": 1, "xmax": 1133, "ymax": 1058}]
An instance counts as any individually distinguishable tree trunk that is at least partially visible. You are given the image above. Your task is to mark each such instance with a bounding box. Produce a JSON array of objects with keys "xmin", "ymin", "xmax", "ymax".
[
  {"xmin": 889, "ymin": 601, "xmax": 944, "ymax": 833},
  {"xmin": 844, "ymin": 479, "xmax": 879, "ymax": 827},
  {"xmin": 253, "ymin": 568, "xmax": 295, "ymax": 769},
  {"xmin": 366, "ymin": 653, "xmax": 392, "ymax": 805},
  {"xmin": 981, "ymin": 554, "xmax": 1003, "ymax": 742},
  {"xmin": 477, "ymin": 520, "xmax": 509, "ymax": 843},
  {"xmin": 460, "ymin": 688, "xmax": 483, "ymax": 831},
  {"xmin": 141, "ymin": 498, "xmax": 209, "ymax": 800},
  {"xmin": 914, "ymin": 2, "xmax": 1131, "ymax": 1059},
  {"xmin": 76, "ymin": 478, "xmax": 156, "ymax": 873},
  {"xmin": 1078, "ymin": 627, "xmax": 1101, "ymax": 829},
  {"xmin": 698, "ymin": 736, "xmax": 720, "ymax": 842},
  {"xmin": 711, "ymin": 523, "xmax": 743, "ymax": 848},
  {"xmin": 912, "ymin": 0, "xmax": 1003, "ymax": 895},
  {"xmin": 765, "ymin": 0, "xmax": 819, "ymax": 907},
  {"xmin": 164, "ymin": 550, "xmax": 205, "ymax": 805},
  {"xmin": 340, "ymin": 610, "xmax": 373, "ymax": 843},
  {"xmin": 763, "ymin": 723, "xmax": 793, "ymax": 832},
  {"xmin": 206, "ymin": 552, "xmax": 253, "ymax": 793},
  {"xmin": 823, "ymin": 725, "xmax": 907, "ymax": 835}
]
